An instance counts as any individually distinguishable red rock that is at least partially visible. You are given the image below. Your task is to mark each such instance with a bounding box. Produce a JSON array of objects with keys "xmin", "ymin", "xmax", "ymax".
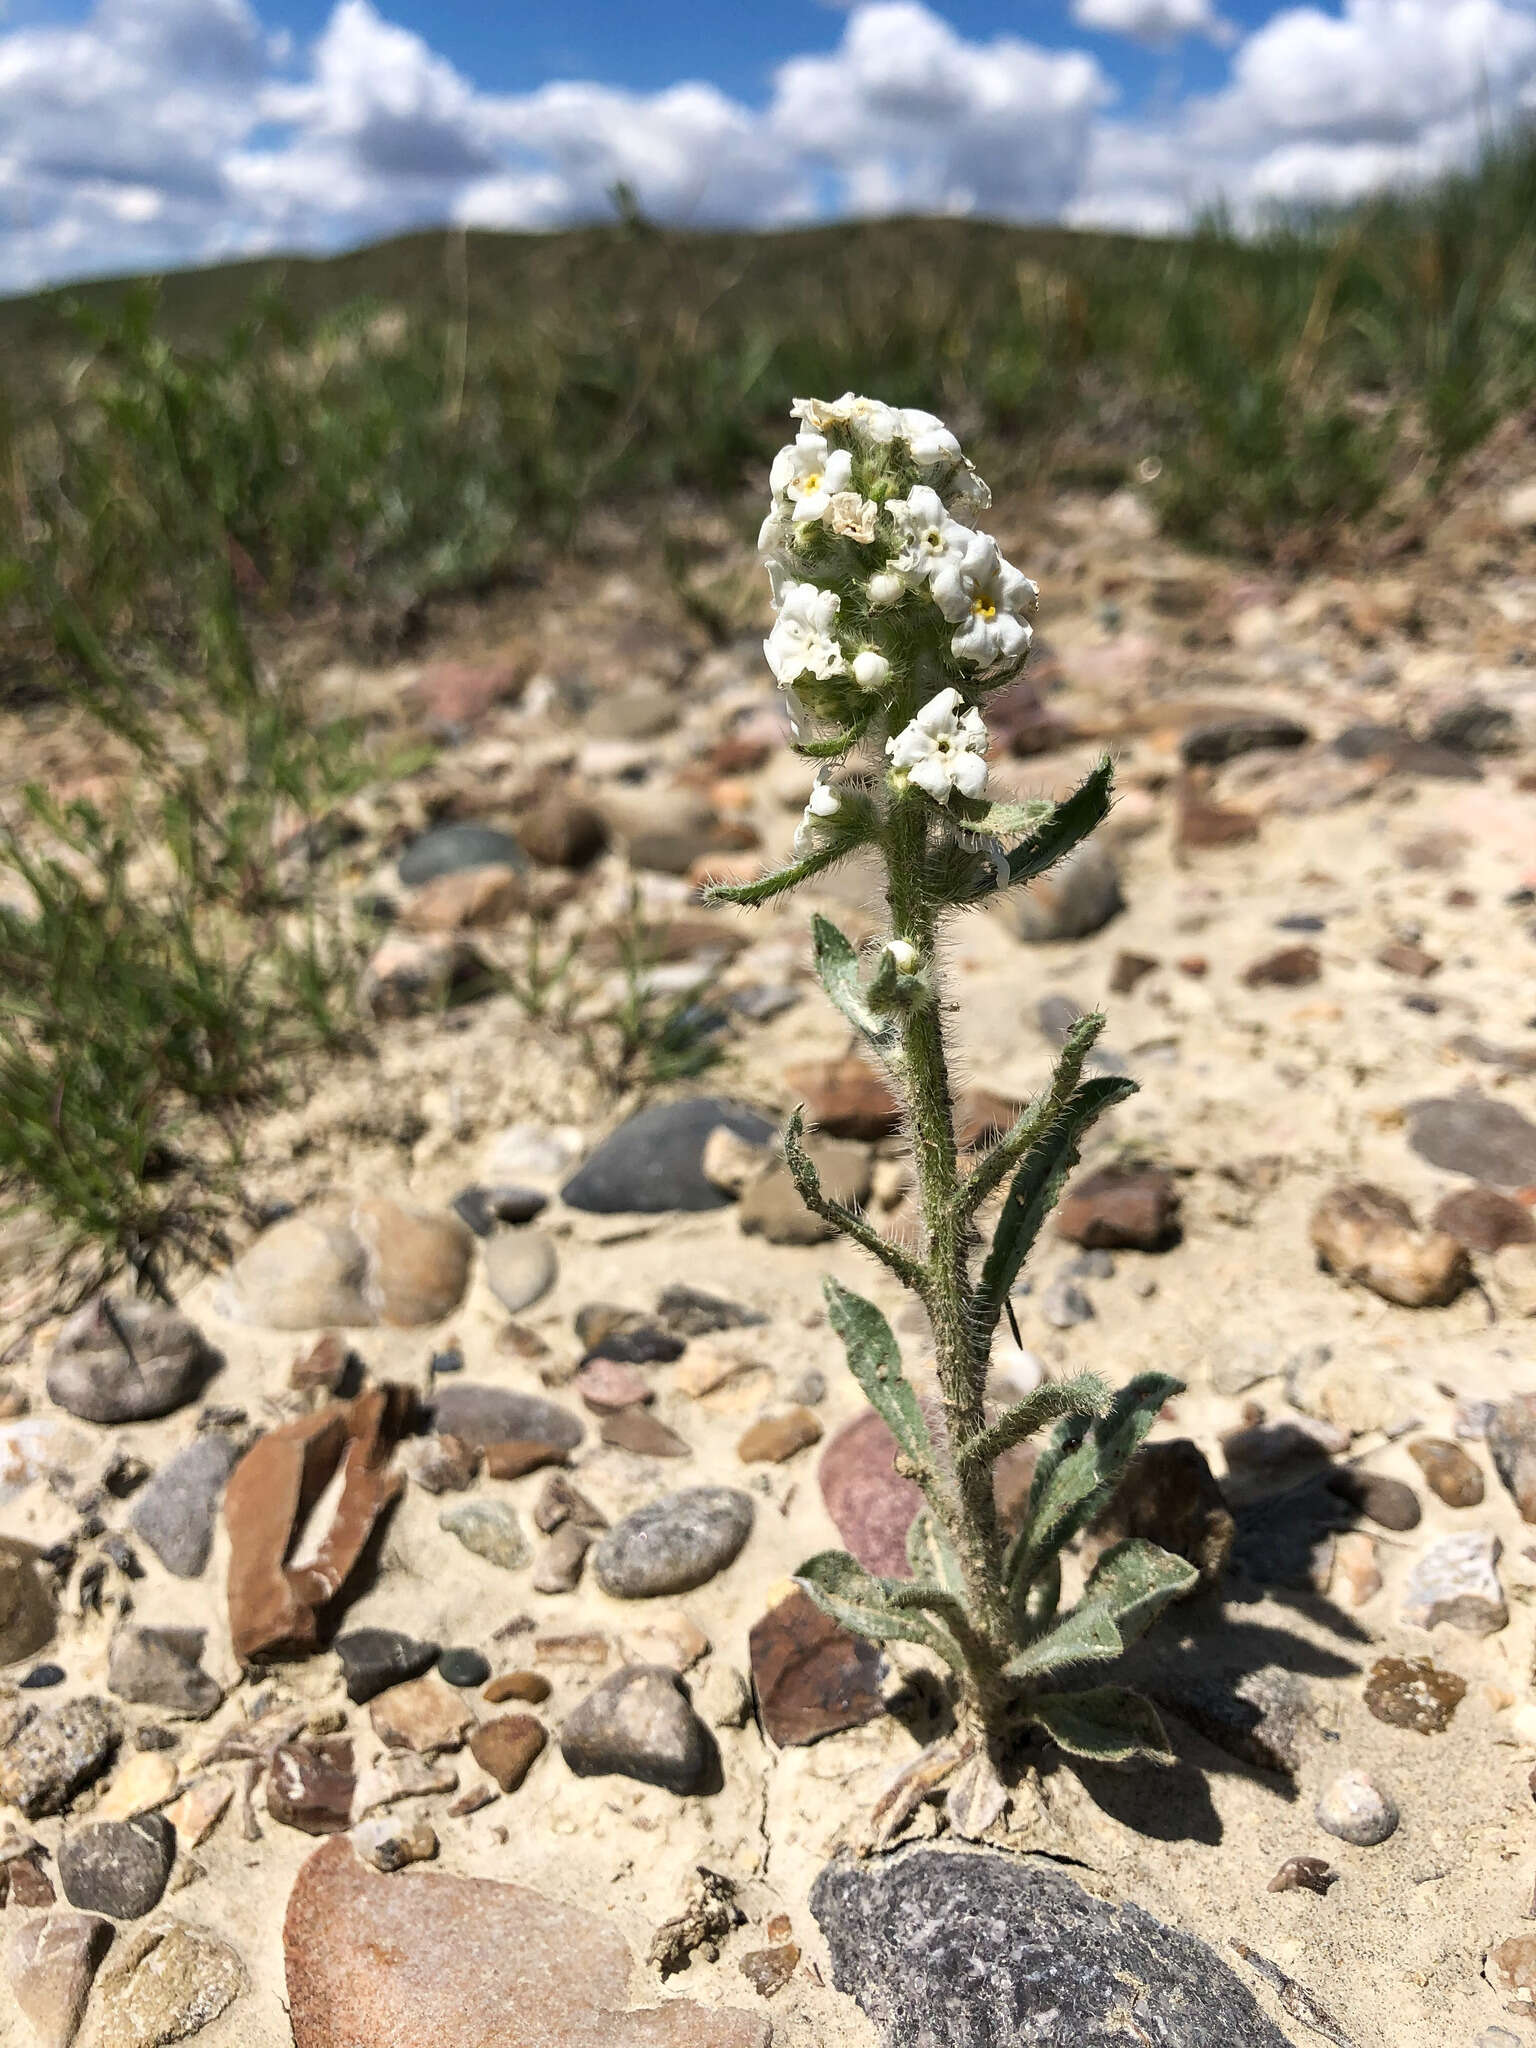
[
  {"xmin": 267, "ymin": 1741, "xmax": 355, "ymax": 1835},
  {"xmin": 783, "ymin": 1058, "xmax": 901, "ymax": 1141},
  {"xmin": 1242, "ymin": 944, "xmax": 1321, "ymax": 988},
  {"xmin": 749, "ymin": 1589, "xmax": 885, "ymax": 1747},
  {"xmin": 1431, "ymin": 1185, "xmax": 1536, "ymax": 1253},
  {"xmin": 573, "ymin": 1360, "xmax": 652, "ymax": 1414},
  {"xmin": 225, "ymin": 1388, "xmax": 410, "ymax": 1666},
  {"xmin": 483, "ymin": 1439, "xmax": 571, "ymax": 1480},
  {"xmin": 408, "ymin": 659, "xmax": 525, "ymax": 727},
  {"xmin": 818, "ymin": 1412, "xmax": 922, "ymax": 1578},
  {"xmin": 284, "ymin": 1837, "xmax": 771, "ymax": 2047},
  {"xmin": 468, "ymin": 1715, "xmax": 546, "ymax": 1793},
  {"xmin": 1056, "ymin": 1165, "xmax": 1180, "ymax": 1251}
]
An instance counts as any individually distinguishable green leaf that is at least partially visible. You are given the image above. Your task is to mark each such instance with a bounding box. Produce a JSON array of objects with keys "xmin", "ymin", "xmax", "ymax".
[
  {"xmin": 1004, "ymin": 1600, "xmax": 1124, "ymax": 1682},
  {"xmin": 822, "ymin": 1275, "xmax": 932, "ymax": 1467},
  {"xmin": 999, "ymin": 758, "xmax": 1116, "ymax": 892},
  {"xmin": 974, "ymin": 1074, "xmax": 1135, "ymax": 1336},
  {"xmin": 812, "ymin": 914, "xmax": 895, "ymax": 1047},
  {"xmin": 795, "ymin": 1550, "xmax": 967, "ymax": 1676},
  {"xmin": 1005, "ymin": 1539, "xmax": 1197, "ymax": 1684},
  {"xmin": 701, "ymin": 843, "xmax": 847, "ymax": 907},
  {"xmin": 955, "ymin": 1371, "xmax": 1110, "ymax": 1477},
  {"xmin": 1025, "ymin": 1686, "xmax": 1176, "ymax": 1765},
  {"xmin": 906, "ymin": 1509, "xmax": 965, "ymax": 1599},
  {"xmin": 956, "ymin": 797, "xmax": 1057, "ymax": 838}
]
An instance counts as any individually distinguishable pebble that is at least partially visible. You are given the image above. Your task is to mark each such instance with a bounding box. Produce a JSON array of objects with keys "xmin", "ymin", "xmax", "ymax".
[
  {"xmin": 1006, "ymin": 841, "xmax": 1123, "ymax": 941},
  {"xmin": 583, "ymin": 1323, "xmax": 687, "ymax": 1365},
  {"xmin": 397, "ymin": 822, "xmax": 527, "ymax": 887},
  {"xmin": 0, "ymin": 1697, "xmax": 119, "ymax": 1817},
  {"xmin": 1267, "ymin": 1856, "xmax": 1335, "ymax": 1895},
  {"xmin": 1489, "ymin": 1394, "xmax": 1536, "ymax": 1520},
  {"xmin": 409, "ymin": 653, "xmax": 524, "ymax": 726},
  {"xmin": 1085, "ymin": 1439, "xmax": 1233, "ymax": 1591},
  {"xmin": 59, "ymin": 1814, "xmax": 175, "ymax": 1918},
  {"xmin": 1056, "ymin": 1164, "xmax": 1179, "ymax": 1251},
  {"xmin": 352, "ymin": 1814, "xmax": 438, "ymax": 1873},
  {"xmin": 820, "ymin": 1412, "xmax": 923, "ymax": 1578},
  {"xmin": 1309, "ymin": 1181, "xmax": 1471, "ymax": 1308},
  {"xmin": 1407, "ymin": 1437, "xmax": 1485, "ymax": 1507},
  {"xmin": 1285, "ymin": 1348, "xmax": 1413, "ymax": 1437},
  {"xmin": 129, "ymin": 1435, "xmax": 239, "ymax": 1578},
  {"xmin": 107, "ymin": 1626, "xmax": 222, "ymax": 1720},
  {"xmin": 737, "ymin": 1407, "xmax": 823, "ymax": 1464},
  {"xmin": 360, "ymin": 933, "xmax": 487, "ymax": 1018},
  {"xmin": 94, "ymin": 1919, "xmax": 246, "ymax": 2047},
  {"xmin": 369, "ymin": 1676, "xmax": 473, "ymax": 1755},
  {"xmin": 1041, "ymin": 1276, "xmax": 1094, "ymax": 1328},
  {"xmin": 485, "ymin": 1670, "xmax": 551, "ymax": 1705},
  {"xmin": 790, "ymin": 1369, "xmax": 827, "ymax": 1406},
  {"xmin": 574, "ymin": 1359, "xmax": 653, "ymax": 1412},
  {"xmin": 437, "ymin": 1648, "xmax": 491, "ymax": 1688},
  {"xmin": 749, "ymin": 1589, "xmax": 886, "ymax": 1748},
  {"xmin": 350, "ymin": 1754, "xmax": 456, "ymax": 1821},
  {"xmin": 1243, "ymin": 944, "xmax": 1321, "ymax": 988},
  {"xmin": 267, "ymin": 1741, "xmax": 356, "ymax": 1835},
  {"xmin": 1405, "ymin": 1096, "xmax": 1536, "ymax": 1190},
  {"xmin": 1492, "ymin": 1243, "xmax": 1536, "ymax": 1318},
  {"xmin": 1363, "ymin": 1654, "xmax": 1466, "ymax": 1733},
  {"xmin": 561, "ymin": 1098, "xmax": 776, "ymax": 1214},
  {"xmin": 97, "ymin": 1752, "xmax": 178, "ymax": 1823},
  {"xmin": 402, "ymin": 1433, "xmax": 479, "ymax": 1493},
  {"xmin": 400, "ymin": 863, "xmax": 522, "ymax": 934},
  {"xmin": 468, "ymin": 1714, "xmax": 547, "ymax": 1792},
  {"xmin": 1181, "ymin": 714, "xmax": 1310, "ymax": 766},
  {"xmin": 439, "ymin": 1501, "xmax": 531, "ymax": 1571},
  {"xmin": 781, "ymin": 1058, "xmax": 901, "ymax": 1141},
  {"xmin": 1324, "ymin": 1466, "xmax": 1421, "ymax": 1531},
  {"xmin": 21, "ymin": 1664, "xmax": 65, "ymax": 1690},
  {"xmin": 483, "ymin": 1438, "xmax": 572, "ymax": 1478},
  {"xmin": 515, "ymin": 793, "xmax": 608, "ymax": 869},
  {"xmin": 600, "ymin": 1410, "xmax": 692, "ymax": 1458},
  {"xmin": 1401, "ymin": 1530, "xmax": 1506, "ymax": 1635},
  {"xmin": 0, "ymin": 1538, "xmax": 57, "ymax": 1667},
  {"xmin": 282, "ymin": 1834, "xmax": 770, "ymax": 2047},
  {"xmin": 1315, "ymin": 1770, "xmax": 1397, "ymax": 1847},
  {"xmin": 593, "ymin": 1488, "xmax": 754, "ymax": 1599},
  {"xmin": 162, "ymin": 1777, "xmax": 234, "ymax": 1847},
  {"xmin": 1455, "ymin": 1397, "xmax": 1497, "ymax": 1441},
  {"xmin": 738, "ymin": 1144, "xmax": 871, "ymax": 1245},
  {"xmin": 4, "ymin": 1911, "xmax": 113, "ymax": 2048},
  {"xmin": 533, "ymin": 1473, "xmax": 607, "ymax": 1533},
  {"xmin": 334, "ymin": 1628, "xmax": 440, "ymax": 1705},
  {"xmin": 46, "ymin": 1298, "xmax": 214, "ymax": 1424},
  {"xmin": 217, "ymin": 1200, "xmax": 473, "ymax": 1329},
  {"xmin": 1148, "ymin": 1664, "xmax": 1313, "ymax": 1778},
  {"xmin": 532, "ymin": 1523, "xmax": 593, "ymax": 1594},
  {"xmin": 430, "ymin": 1383, "xmax": 581, "ymax": 1453},
  {"xmin": 482, "ymin": 1228, "xmax": 558, "ymax": 1314},
  {"xmin": 559, "ymin": 1665, "xmax": 713, "ymax": 1794},
  {"xmin": 740, "ymin": 1945, "xmax": 800, "ymax": 1999},
  {"xmin": 1330, "ymin": 1530, "xmax": 1382, "ymax": 1606}
]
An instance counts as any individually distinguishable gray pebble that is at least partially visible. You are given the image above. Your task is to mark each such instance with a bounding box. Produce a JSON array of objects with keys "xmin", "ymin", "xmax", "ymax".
[
  {"xmin": 593, "ymin": 1486, "xmax": 753, "ymax": 1599},
  {"xmin": 482, "ymin": 1229, "xmax": 558, "ymax": 1314},
  {"xmin": 130, "ymin": 1435, "xmax": 239, "ymax": 1578},
  {"xmin": 560, "ymin": 1664, "xmax": 712, "ymax": 1793},
  {"xmin": 439, "ymin": 1501, "xmax": 531, "ymax": 1571},
  {"xmin": 59, "ymin": 1813, "xmax": 175, "ymax": 1918},
  {"xmin": 1041, "ymin": 1277, "xmax": 1094, "ymax": 1329},
  {"xmin": 1315, "ymin": 1769, "xmax": 1398, "ymax": 1846},
  {"xmin": 107, "ymin": 1626, "xmax": 222, "ymax": 1720}
]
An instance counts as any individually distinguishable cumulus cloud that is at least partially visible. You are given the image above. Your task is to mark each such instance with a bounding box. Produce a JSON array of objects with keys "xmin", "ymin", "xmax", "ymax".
[{"xmin": 2, "ymin": 0, "xmax": 1536, "ymax": 293}]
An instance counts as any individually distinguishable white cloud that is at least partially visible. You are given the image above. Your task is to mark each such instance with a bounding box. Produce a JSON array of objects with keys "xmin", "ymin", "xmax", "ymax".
[
  {"xmin": 1071, "ymin": 0, "xmax": 1234, "ymax": 47},
  {"xmin": 2, "ymin": 0, "xmax": 1536, "ymax": 294}
]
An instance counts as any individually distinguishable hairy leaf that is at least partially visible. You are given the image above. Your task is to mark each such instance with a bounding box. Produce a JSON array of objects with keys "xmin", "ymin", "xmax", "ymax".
[
  {"xmin": 974, "ymin": 1073, "xmax": 1135, "ymax": 1336},
  {"xmin": 795, "ymin": 1550, "xmax": 967, "ymax": 1675},
  {"xmin": 702, "ymin": 843, "xmax": 846, "ymax": 907},
  {"xmin": 1025, "ymin": 1686, "xmax": 1176, "ymax": 1765},
  {"xmin": 823, "ymin": 1275, "xmax": 932, "ymax": 1466},
  {"xmin": 1004, "ymin": 1600, "xmax": 1123, "ymax": 1682},
  {"xmin": 956, "ymin": 1371, "xmax": 1110, "ymax": 1476},
  {"xmin": 957, "ymin": 758, "xmax": 1115, "ymax": 900},
  {"xmin": 1005, "ymin": 1539, "xmax": 1197, "ymax": 1684},
  {"xmin": 906, "ymin": 1508, "xmax": 966, "ymax": 1599},
  {"xmin": 812, "ymin": 914, "xmax": 895, "ymax": 1047}
]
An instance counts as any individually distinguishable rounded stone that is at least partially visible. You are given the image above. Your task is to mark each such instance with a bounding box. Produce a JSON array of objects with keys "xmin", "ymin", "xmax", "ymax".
[
  {"xmin": 58, "ymin": 1814, "xmax": 175, "ymax": 1918},
  {"xmin": 20, "ymin": 1662, "xmax": 65, "ymax": 1689},
  {"xmin": 1315, "ymin": 1769, "xmax": 1398, "ymax": 1847},
  {"xmin": 46, "ymin": 1299, "xmax": 214, "ymax": 1424},
  {"xmin": 398, "ymin": 823, "xmax": 527, "ymax": 888},
  {"xmin": 437, "ymin": 1648, "xmax": 491, "ymax": 1689},
  {"xmin": 559, "ymin": 1665, "xmax": 711, "ymax": 1793},
  {"xmin": 482, "ymin": 1229, "xmax": 558, "ymax": 1314},
  {"xmin": 593, "ymin": 1487, "xmax": 754, "ymax": 1600},
  {"xmin": 0, "ymin": 1538, "xmax": 57, "ymax": 1669},
  {"xmin": 560, "ymin": 1099, "xmax": 776, "ymax": 1215},
  {"xmin": 430, "ymin": 1384, "xmax": 581, "ymax": 1453}
]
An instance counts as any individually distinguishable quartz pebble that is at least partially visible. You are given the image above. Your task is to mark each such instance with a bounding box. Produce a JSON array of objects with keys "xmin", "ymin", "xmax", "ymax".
[
  {"xmin": 1363, "ymin": 1654, "xmax": 1466, "ymax": 1733},
  {"xmin": 1401, "ymin": 1530, "xmax": 1506, "ymax": 1635},
  {"xmin": 1315, "ymin": 1769, "xmax": 1397, "ymax": 1847},
  {"xmin": 352, "ymin": 1815, "xmax": 438, "ymax": 1872}
]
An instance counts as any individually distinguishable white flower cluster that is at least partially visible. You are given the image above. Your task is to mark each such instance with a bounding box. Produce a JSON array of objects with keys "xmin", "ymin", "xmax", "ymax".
[{"xmin": 886, "ymin": 687, "xmax": 989, "ymax": 804}]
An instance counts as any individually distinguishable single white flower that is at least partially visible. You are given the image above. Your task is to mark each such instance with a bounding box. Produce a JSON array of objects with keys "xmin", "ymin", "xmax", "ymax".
[
  {"xmin": 885, "ymin": 938, "xmax": 920, "ymax": 974},
  {"xmin": 929, "ymin": 531, "xmax": 1038, "ymax": 670},
  {"xmin": 899, "ymin": 407, "xmax": 962, "ymax": 467},
  {"xmin": 867, "ymin": 569, "xmax": 906, "ymax": 609},
  {"xmin": 764, "ymin": 580, "xmax": 847, "ymax": 688},
  {"xmin": 769, "ymin": 432, "xmax": 854, "ymax": 524},
  {"xmin": 947, "ymin": 460, "xmax": 993, "ymax": 517},
  {"xmin": 852, "ymin": 649, "xmax": 890, "ymax": 693},
  {"xmin": 793, "ymin": 391, "xmax": 900, "ymax": 445},
  {"xmin": 794, "ymin": 772, "xmax": 843, "ymax": 856},
  {"xmin": 826, "ymin": 491, "xmax": 878, "ymax": 543},
  {"xmin": 886, "ymin": 486, "xmax": 972, "ymax": 586},
  {"xmin": 886, "ymin": 687, "xmax": 990, "ymax": 804},
  {"xmin": 758, "ymin": 505, "xmax": 795, "ymax": 562}
]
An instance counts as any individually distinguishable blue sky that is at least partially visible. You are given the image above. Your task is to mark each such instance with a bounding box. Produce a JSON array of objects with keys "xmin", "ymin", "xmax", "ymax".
[{"xmin": 3, "ymin": 0, "xmax": 1535, "ymax": 292}]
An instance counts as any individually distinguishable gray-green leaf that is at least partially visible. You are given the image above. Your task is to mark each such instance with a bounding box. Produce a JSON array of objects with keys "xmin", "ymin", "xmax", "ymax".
[
  {"xmin": 822, "ymin": 1276, "xmax": 932, "ymax": 1467},
  {"xmin": 812, "ymin": 914, "xmax": 896, "ymax": 1047},
  {"xmin": 906, "ymin": 1509, "xmax": 965, "ymax": 1597},
  {"xmin": 795, "ymin": 1550, "xmax": 967, "ymax": 1675},
  {"xmin": 1026, "ymin": 1686, "xmax": 1176, "ymax": 1764},
  {"xmin": 1004, "ymin": 1538, "xmax": 1197, "ymax": 1684}
]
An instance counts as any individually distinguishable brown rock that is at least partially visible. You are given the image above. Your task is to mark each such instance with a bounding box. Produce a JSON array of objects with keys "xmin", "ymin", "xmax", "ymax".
[
  {"xmin": 1363, "ymin": 1654, "xmax": 1465, "ymax": 1733},
  {"xmin": 532, "ymin": 1524, "xmax": 593, "ymax": 1594},
  {"xmin": 1309, "ymin": 1182, "xmax": 1472, "ymax": 1308},
  {"xmin": 1178, "ymin": 795, "xmax": 1258, "ymax": 849},
  {"xmin": 483, "ymin": 1439, "xmax": 571, "ymax": 1481},
  {"xmin": 1330, "ymin": 1530, "xmax": 1382, "ymax": 1607},
  {"xmin": 1108, "ymin": 951, "xmax": 1159, "ymax": 995},
  {"xmin": 404, "ymin": 1433, "xmax": 480, "ymax": 1494},
  {"xmin": 400, "ymin": 865, "xmax": 523, "ymax": 934},
  {"xmin": 1056, "ymin": 1165, "xmax": 1180, "ymax": 1252},
  {"xmin": 225, "ymin": 1387, "xmax": 411, "ymax": 1666},
  {"xmin": 354, "ymin": 1203, "xmax": 475, "ymax": 1327},
  {"xmin": 1489, "ymin": 1394, "xmax": 1536, "ymax": 1520},
  {"xmin": 740, "ymin": 1945, "xmax": 799, "ymax": 1999},
  {"xmin": 408, "ymin": 658, "xmax": 524, "ymax": 726},
  {"xmin": 1431, "ymin": 1185, "xmax": 1536, "ymax": 1253},
  {"xmin": 737, "ymin": 1408, "xmax": 823, "ymax": 1465},
  {"xmin": 749, "ymin": 1589, "xmax": 885, "ymax": 1747},
  {"xmin": 468, "ymin": 1715, "xmax": 546, "ymax": 1793},
  {"xmin": 267, "ymin": 1741, "xmax": 355, "ymax": 1835},
  {"xmin": 484, "ymin": 1671, "xmax": 551, "ymax": 1706},
  {"xmin": 289, "ymin": 1332, "xmax": 352, "ymax": 1395},
  {"xmin": 1377, "ymin": 941, "xmax": 1440, "ymax": 979},
  {"xmin": 220, "ymin": 1200, "xmax": 472, "ymax": 1329},
  {"xmin": 600, "ymin": 1411, "xmax": 691, "ymax": 1458},
  {"xmin": 284, "ymin": 1837, "xmax": 770, "ymax": 2047},
  {"xmin": 360, "ymin": 934, "xmax": 489, "ymax": 1019},
  {"xmin": 954, "ymin": 1090, "xmax": 1025, "ymax": 1149},
  {"xmin": 369, "ymin": 1677, "xmax": 473, "ymax": 1755},
  {"xmin": 0, "ymin": 1537, "xmax": 57, "ymax": 1668},
  {"xmin": 1084, "ymin": 1440, "xmax": 1233, "ymax": 1590},
  {"xmin": 1243, "ymin": 944, "xmax": 1321, "ymax": 989},
  {"xmin": 819, "ymin": 1412, "xmax": 922, "ymax": 1578},
  {"xmin": 1267, "ymin": 1857, "xmax": 1335, "ymax": 1896},
  {"xmin": 1324, "ymin": 1466, "xmax": 1421, "ymax": 1531},
  {"xmin": 8, "ymin": 1851, "xmax": 58, "ymax": 1907},
  {"xmin": 573, "ymin": 1360, "xmax": 652, "ymax": 1414},
  {"xmin": 783, "ymin": 1058, "xmax": 901, "ymax": 1141},
  {"xmin": 5, "ymin": 1911, "xmax": 113, "ymax": 2048},
  {"xmin": 532, "ymin": 1474, "xmax": 607, "ymax": 1534},
  {"xmin": 1488, "ymin": 1933, "xmax": 1536, "ymax": 2006},
  {"xmin": 1408, "ymin": 1438, "xmax": 1485, "ymax": 1508},
  {"xmin": 516, "ymin": 796, "xmax": 608, "ymax": 870}
]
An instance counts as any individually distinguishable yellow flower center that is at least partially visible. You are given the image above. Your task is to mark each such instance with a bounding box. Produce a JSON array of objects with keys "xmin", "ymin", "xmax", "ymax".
[
  {"xmin": 924, "ymin": 529, "xmax": 943, "ymax": 549},
  {"xmin": 801, "ymin": 472, "xmax": 823, "ymax": 494},
  {"xmin": 972, "ymin": 594, "xmax": 997, "ymax": 621}
]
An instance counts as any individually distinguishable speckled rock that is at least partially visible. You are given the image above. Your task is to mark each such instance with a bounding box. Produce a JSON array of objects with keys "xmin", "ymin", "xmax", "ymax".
[
  {"xmin": 439, "ymin": 1501, "xmax": 530, "ymax": 1572},
  {"xmin": 593, "ymin": 1489, "xmax": 753, "ymax": 1599},
  {"xmin": 0, "ymin": 1696, "xmax": 119, "ymax": 1818},
  {"xmin": 1401, "ymin": 1530, "xmax": 1506, "ymax": 1635},
  {"xmin": 95, "ymin": 1919, "xmax": 247, "ymax": 2047},
  {"xmin": 46, "ymin": 1299, "xmax": 215, "ymax": 1424},
  {"xmin": 1363, "ymin": 1654, "xmax": 1465, "ymax": 1733},
  {"xmin": 1315, "ymin": 1769, "xmax": 1398, "ymax": 1846},
  {"xmin": 129, "ymin": 1436, "xmax": 239, "ymax": 1579},
  {"xmin": 58, "ymin": 1815, "xmax": 174, "ymax": 1919}
]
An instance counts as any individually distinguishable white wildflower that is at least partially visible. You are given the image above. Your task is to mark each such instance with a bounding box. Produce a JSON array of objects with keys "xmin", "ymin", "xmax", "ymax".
[
  {"xmin": 827, "ymin": 491, "xmax": 879, "ymax": 543},
  {"xmin": 794, "ymin": 772, "xmax": 843, "ymax": 856},
  {"xmin": 867, "ymin": 569, "xmax": 906, "ymax": 609},
  {"xmin": 792, "ymin": 392, "xmax": 900, "ymax": 445},
  {"xmin": 886, "ymin": 688, "xmax": 990, "ymax": 804},
  {"xmin": 758, "ymin": 505, "xmax": 795, "ymax": 562},
  {"xmin": 764, "ymin": 581, "xmax": 847, "ymax": 688},
  {"xmin": 770, "ymin": 433, "xmax": 854, "ymax": 523},
  {"xmin": 852, "ymin": 649, "xmax": 890, "ymax": 693},
  {"xmin": 946, "ymin": 460, "xmax": 993, "ymax": 517},
  {"xmin": 887, "ymin": 485, "xmax": 972, "ymax": 587},
  {"xmin": 899, "ymin": 407, "xmax": 962, "ymax": 467},
  {"xmin": 929, "ymin": 532, "xmax": 1037, "ymax": 670},
  {"xmin": 885, "ymin": 938, "xmax": 920, "ymax": 974}
]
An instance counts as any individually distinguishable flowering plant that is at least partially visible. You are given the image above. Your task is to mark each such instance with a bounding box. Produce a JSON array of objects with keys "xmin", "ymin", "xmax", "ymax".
[{"xmin": 708, "ymin": 394, "xmax": 1193, "ymax": 1836}]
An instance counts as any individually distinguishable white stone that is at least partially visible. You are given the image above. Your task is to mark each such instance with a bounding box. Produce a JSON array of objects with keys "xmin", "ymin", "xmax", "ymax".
[{"xmin": 1401, "ymin": 1530, "xmax": 1506, "ymax": 1636}]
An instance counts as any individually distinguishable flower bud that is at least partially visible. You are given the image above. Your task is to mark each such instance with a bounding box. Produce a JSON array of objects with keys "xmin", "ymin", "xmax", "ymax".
[
  {"xmin": 852, "ymin": 649, "xmax": 891, "ymax": 692},
  {"xmin": 886, "ymin": 939, "xmax": 919, "ymax": 974},
  {"xmin": 867, "ymin": 570, "xmax": 904, "ymax": 609}
]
